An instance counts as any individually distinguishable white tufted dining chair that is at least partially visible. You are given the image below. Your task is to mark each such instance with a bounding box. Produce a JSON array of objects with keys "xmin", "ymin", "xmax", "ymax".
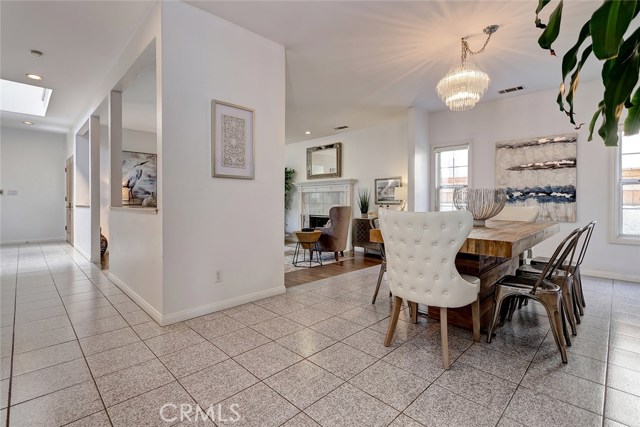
[{"xmin": 379, "ymin": 209, "xmax": 481, "ymax": 369}]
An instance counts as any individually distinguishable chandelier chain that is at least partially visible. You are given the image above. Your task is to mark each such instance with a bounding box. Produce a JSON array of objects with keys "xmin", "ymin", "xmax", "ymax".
[{"xmin": 460, "ymin": 31, "xmax": 494, "ymax": 63}]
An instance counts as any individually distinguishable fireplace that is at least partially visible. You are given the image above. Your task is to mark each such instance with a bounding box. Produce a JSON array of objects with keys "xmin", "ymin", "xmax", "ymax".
[
  {"xmin": 295, "ymin": 178, "xmax": 357, "ymax": 229},
  {"xmin": 309, "ymin": 215, "xmax": 330, "ymax": 228}
]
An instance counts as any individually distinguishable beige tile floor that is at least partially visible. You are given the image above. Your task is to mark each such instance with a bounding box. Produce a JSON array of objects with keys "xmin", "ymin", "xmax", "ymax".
[{"xmin": 1, "ymin": 243, "xmax": 639, "ymax": 426}]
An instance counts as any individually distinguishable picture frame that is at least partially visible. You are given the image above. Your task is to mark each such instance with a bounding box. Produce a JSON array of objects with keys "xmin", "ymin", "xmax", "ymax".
[
  {"xmin": 375, "ymin": 177, "xmax": 402, "ymax": 205},
  {"xmin": 211, "ymin": 99, "xmax": 255, "ymax": 179},
  {"xmin": 306, "ymin": 142, "xmax": 342, "ymax": 179},
  {"xmin": 122, "ymin": 151, "xmax": 157, "ymax": 206}
]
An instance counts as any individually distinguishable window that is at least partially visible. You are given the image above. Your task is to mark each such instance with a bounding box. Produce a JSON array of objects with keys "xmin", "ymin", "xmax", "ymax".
[
  {"xmin": 615, "ymin": 131, "xmax": 640, "ymax": 242},
  {"xmin": 434, "ymin": 145, "xmax": 469, "ymax": 211}
]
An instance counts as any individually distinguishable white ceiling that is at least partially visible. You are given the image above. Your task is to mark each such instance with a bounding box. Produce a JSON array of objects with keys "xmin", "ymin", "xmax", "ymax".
[
  {"xmin": 0, "ymin": 0, "xmax": 155, "ymax": 134},
  {"xmin": 1, "ymin": 0, "xmax": 605, "ymax": 142}
]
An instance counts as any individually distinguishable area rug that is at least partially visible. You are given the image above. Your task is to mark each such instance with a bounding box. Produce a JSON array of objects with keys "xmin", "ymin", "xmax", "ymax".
[{"xmin": 284, "ymin": 245, "xmax": 354, "ymax": 273}]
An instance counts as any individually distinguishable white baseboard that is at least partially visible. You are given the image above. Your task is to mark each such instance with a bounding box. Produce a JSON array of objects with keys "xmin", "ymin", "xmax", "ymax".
[
  {"xmin": 0, "ymin": 238, "xmax": 65, "ymax": 246},
  {"xmin": 160, "ymin": 286, "xmax": 286, "ymax": 326},
  {"xmin": 107, "ymin": 272, "xmax": 286, "ymax": 326},
  {"xmin": 582, "ymin": 269, "xmax": 640, "ymax": 283},
  {"xmin": 107, "ymin": 273, "xmax": 164, "ymax": 324}
]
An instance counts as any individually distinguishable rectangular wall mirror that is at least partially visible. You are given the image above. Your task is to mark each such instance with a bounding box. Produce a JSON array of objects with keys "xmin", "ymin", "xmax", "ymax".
[{"xmin": 307, "ymin": 142, "xmax": 342, "ymax": 179}]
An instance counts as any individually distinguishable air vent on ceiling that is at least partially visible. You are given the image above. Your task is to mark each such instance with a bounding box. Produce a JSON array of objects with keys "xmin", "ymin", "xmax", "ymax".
[
  {"xmin": 498, "ymin": 85, "xmax": 526, "ymax": 94},
  {"xmin": 333, "ymin": 125, "xmax": 349, "ymax": 130}
]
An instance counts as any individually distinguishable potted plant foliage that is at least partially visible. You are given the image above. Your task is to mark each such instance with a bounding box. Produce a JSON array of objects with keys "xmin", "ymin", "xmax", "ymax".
[
  {"xmin": 358, "ymin": 188, "xmax": 371, "ymax": 218},
  {"xmin": 534, "ymin": 0, "xmax": 639, "ymax": 146},
  {"xmin": 285, "ymin": 168, "xmax": 295, "ymax": 209}
]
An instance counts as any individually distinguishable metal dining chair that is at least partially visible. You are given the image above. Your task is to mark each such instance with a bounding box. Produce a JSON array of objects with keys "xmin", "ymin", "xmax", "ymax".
[
  {"xmin": 515, "ymin": 222, "xmax": 594, "ymax": 335},
  {"xmin": 380, "ymin": 209, "xmax": 481, "ymax": 369},
  {"xmin": 528, "ymin": 221, "xmax": 596, "ymax": 316},
  {"xmin": 487, "ymin": 227, "xmax": 583, "ymax": 363}
]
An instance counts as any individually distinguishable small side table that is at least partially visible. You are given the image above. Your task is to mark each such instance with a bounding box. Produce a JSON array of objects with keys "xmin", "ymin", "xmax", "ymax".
[{"xmin": 293, "ymin": 230, "xmax": 323, "ymax": 267}]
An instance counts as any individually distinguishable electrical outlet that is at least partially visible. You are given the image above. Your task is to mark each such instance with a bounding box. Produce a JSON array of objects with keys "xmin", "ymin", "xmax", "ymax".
[{"xmin": 215, "ymin": 271, "xmax": 222, "ymax": 283}]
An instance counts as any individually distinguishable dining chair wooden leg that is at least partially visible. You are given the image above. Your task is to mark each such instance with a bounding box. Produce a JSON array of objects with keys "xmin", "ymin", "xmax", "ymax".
[
  {"xmin": 384, "ymin": 296, "xmax": 402, "ymax": 347},
  {"xmin": 440, "ymin": 307, "xmax": 450, "ymax": 369},
  {"xmin": 471, "ymin": 299, "xmax": 480, "ymax": 342},
  {"xmin": 371, "ymin": 264, "xmax": 385, "ymax": 304},
  {"xmin": 411, "ymin": 302, "xmax": 418, "ymax": 324}
]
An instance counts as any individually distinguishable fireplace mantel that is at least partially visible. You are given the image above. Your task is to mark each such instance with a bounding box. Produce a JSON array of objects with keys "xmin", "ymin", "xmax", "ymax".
[{"xmin": 294, "ymin": 178, "xmax": 358, "ymax": 189}]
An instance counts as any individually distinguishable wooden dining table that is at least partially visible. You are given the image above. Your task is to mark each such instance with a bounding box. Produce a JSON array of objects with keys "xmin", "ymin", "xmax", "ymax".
[{"xmin": 370, "ymin": 220, "xmax": 559, "ymax": 330}]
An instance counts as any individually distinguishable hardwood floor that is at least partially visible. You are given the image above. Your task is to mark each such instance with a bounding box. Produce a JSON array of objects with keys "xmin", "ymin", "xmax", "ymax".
[{"xmin": 284, "ymin": 251, "xmax": 382, "ymax": 288}]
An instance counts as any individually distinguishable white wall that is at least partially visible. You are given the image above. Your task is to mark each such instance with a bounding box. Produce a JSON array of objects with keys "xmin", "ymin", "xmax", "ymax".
[
  {"xmin": 0, "ymin": 127, "xmax": 66, "ymax": 244},
  {"xmin": 74, "ymin": 207, "xmax": 91, "ymax": 259},
  {"xmin": 123, "ymin": 128, "xmax": 157, "ymax": 154},
  {"xmin": 159, "ymin": 1, "xmax": 286, "ymax": 319},
  {"xmin": 109, "ymin": 210, "xmax": 162, "ymax": 316},
  {"xmin": 429, "ymin": 79, "xmax": 640, "ymax": 280},
  {"xmin": 285, "ymin": 119, "xmax": 409, "ymax": 233},
  {"xmin": 75, "ymin": 134, "xmax": 90, "ymax": 206},
  {"xmin": 99, "ymin": 125, "xmax": 110, "ymax": 239}
]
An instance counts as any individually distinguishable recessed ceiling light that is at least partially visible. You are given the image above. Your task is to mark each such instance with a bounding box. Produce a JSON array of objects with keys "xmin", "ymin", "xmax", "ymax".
[
  {"xmin": 305, "ymin": 131, "xmax": 312, "ymax": 135},
  {"xmin": 22, "ymin": 121, "xmax": 33, "ymax": 125},
  {"xmin": 30, "ymin": 49, "xmax": 44, "ymax": 58},
  {"xmin": 26, "ymin": 74, "xmax": 43, "ymax": 80},
  {"xmin": 334, "ymin": 125, "xmax": 349, "ymax": 130}
]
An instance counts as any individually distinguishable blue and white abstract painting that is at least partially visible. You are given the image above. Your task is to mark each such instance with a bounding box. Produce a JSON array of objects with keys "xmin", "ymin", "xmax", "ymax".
[{"xmin": 496, "ymin": 133, "xmax": 577, "ymax": 222}]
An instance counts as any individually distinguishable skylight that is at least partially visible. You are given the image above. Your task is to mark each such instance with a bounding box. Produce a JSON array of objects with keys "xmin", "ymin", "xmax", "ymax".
[{"xmin": 0, "ymin": 79, "xmax": 52, "ymax": 116}]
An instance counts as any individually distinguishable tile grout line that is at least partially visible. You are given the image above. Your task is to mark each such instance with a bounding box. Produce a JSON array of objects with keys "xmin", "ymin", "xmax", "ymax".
[
  {"xmin": 492, "ymin": 323, "xmax": 552, "ymax": 427},
  {"xmin": 601, "ymin": 278, "xmax": 615, "ymax": 427},
  {"xmin": 38, "ymin": 243, "xmax": 116, "ymax": 427},
  {"xmin": 4, "ymin": 245, "xmax": 20, "ymax": 427}
]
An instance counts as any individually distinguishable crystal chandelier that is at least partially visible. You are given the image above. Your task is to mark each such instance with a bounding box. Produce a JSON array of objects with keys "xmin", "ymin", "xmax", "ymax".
[{"xmin": 436, "ymin": 25, "xmax": 499, "ymax": 112}]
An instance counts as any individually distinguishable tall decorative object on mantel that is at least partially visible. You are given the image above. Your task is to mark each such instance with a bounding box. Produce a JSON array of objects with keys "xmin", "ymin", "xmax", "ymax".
[
  {"xmin": 495, "ymin": 133, "xmax": 577, "ymax": 222},
  {"xmin": 358, "ymin": 188, "xmax": 371, "ymax": 218},
  {"xmin": 453, "ymin": 188, "xmax": 507, "ymax": 227}
]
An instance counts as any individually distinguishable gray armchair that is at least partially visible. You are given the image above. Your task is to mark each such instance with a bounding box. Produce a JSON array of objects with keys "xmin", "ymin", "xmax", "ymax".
[{"xmin": 314, "ymin": 206, "xmax": 352, "ymax": 261}]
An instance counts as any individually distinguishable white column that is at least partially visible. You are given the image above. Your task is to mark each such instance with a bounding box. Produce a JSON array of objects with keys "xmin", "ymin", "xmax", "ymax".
[
  {"xmin": 109, "ymin": 91, "xmax": 123, "ymax": 208},
  {"xmin": 89, "ymin": 115, "xmax": 101, "ymax": 264},
  {"xmin": 408, "ymin": 107, "xmax": 430, "ymax": 212}
]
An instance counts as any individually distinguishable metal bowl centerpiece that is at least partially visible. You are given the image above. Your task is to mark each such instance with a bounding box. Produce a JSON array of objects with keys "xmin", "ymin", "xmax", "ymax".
[{"xmin": 453, "ymin": 188, "xmax": 507, "ymax": 227}]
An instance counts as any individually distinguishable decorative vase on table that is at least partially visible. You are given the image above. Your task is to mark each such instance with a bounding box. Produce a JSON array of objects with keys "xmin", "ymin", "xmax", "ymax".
[{"xmin": 453, "ymin": 188, "xmax": 507, "ymax": 227}]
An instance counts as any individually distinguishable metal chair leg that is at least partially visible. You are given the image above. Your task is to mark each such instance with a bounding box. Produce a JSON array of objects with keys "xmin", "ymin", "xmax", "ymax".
[
  {"xmin": 487, "ymin": 291, "xmax": 507, "ymax": 343},
  {"xmin": 539, "ymin": 293, "xmax": 568, "ymax": 363}
]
